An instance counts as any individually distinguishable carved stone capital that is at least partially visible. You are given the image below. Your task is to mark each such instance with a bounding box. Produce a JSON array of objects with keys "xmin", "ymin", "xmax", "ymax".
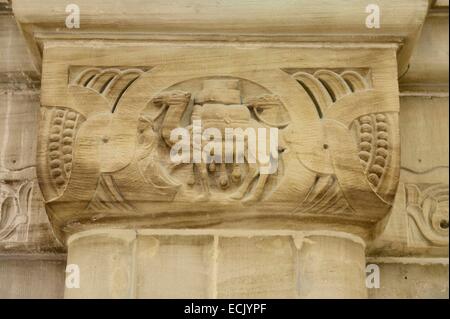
[
  {"xmin": 10, "ymin": 0, "xmax": 423, "ymax": 242},
  {"xmin": 30, "ymin": 48, "xmax": 401, "ymax": 241}
]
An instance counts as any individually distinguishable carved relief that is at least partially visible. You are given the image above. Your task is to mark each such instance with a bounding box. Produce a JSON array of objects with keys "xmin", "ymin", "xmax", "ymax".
[
  {"xmin": 294, "ymin": 175, "xmax": 351, "ymax": 215},
  {"xmin": 0, "ymin": 168, "xmax": 34, "ymax": 242},
  {"xmin": 36, "ymin": 64, "xmax": 400, "ymax": 232},
  {"xmin": 70, "ymin": 67, "xmax": 146, "ymax": 112},
  {"xmin": 41, "ymin": 106, "xmax": 85, "ymax": 197},
  {"xmin": 352, "ymin": 113, "xmax": 392, "ymax": 190},
  {"xmin": 137, "ymin": 79, "xmax": 287, "ymax": 203},
  {"xmin": 290, "ymin": 69, "xmax": 399, "ymax": 206},
  {"xmin": 406, "ymin": 183, "xmax": 449, "ymax": 247}
]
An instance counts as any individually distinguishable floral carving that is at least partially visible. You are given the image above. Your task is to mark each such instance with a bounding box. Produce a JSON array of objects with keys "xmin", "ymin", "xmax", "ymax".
[{"xmin": 406, "ymin": 183, "xmax": 449, "ymax": 247}]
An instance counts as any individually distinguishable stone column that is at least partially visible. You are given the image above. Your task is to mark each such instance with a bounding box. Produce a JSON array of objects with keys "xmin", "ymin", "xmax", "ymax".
[
  {"xmin": 65, "ymin": 229, "xmax": 136, "ymax": 299},
  {"xmin": 296, "ymin": 232, "xmax": 367, "ymax": 298},
  {"xmin": 65, "ymin": 229, "xmax": 367, "ymax": 299}
]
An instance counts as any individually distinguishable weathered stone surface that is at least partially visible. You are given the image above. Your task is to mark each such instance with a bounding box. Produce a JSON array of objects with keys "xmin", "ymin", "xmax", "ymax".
[
  {"xmin": 369, "ymin": 96, "xmax": 449, "ymax": 257},
  {"xmin": 65, "ymin": 230, "xmax": 134, "ymax": 299},
  {"xmin": 217, "ymin": 236, "xmax": 297, "ymax": 298},
  {"xmin": 298, "ymin": 234, "xmax": 367, "ymax": 298},
  {"xmin": 135, "ymin": 234, "xmax": 214, "ymax": 299},
  {"xmin": 0, "ymin": 14, "xmax": 34, "ymax": 71},
  {"xmin": 368, "ymin": 261, "xmax": 449, "ymax": 299},
  {"xmin": 31, "ymin": 46, "xmax": 402, "ymax": 243},
  {"xmin": 0, "ymin": 13, "xmax": 38, "ymax": 89},
  {"xmin": 0, "ymin": 0, "xmax": 447, "ymax": 299},
  {"xmin": 400, "ymin": 15, "xmax": 449, "ymax": 93},
  {"xmin": 0, "ymin": 256, "xmax": 65, "ymax": 299},
  {"xmin": 0, "ymin": 89, "xmax": 62, "ymax": 252},
  {"xmin": 62, "ymin": 230, "xmax": 370, "ymax": 299}
]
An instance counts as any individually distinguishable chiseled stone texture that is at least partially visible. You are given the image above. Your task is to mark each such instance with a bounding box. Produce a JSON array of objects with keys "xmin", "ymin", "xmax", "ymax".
[
  {"xmin": 0, "ymin": 0, "xmax": 448, "ymax": 299},
  {"xmin": 64, "ymin": 231, "xmax": 134, "ymax": 299},
  {"xmin": 0, "ymin": 90, "xmax": 39, "ymax": 171},
  {"xmin": 217, "ymin": 236, "xmax": 297, "ymax": 298},
  {"xmin": 400, "ymin": 14, "xmax": 449, "ymax": 91},
  {"xmin": 400, "ymin": 96, "xmax": 449, "ymax": 173},
  {"xmin": 0, "ymin": 89, "xmax": 62, "ymax": 251},
  {"xmin": 369, "ymin": 96, "xmax": 449, "ymax": 257},
  {"xmin": 0, "ymin": 14, "xmax": 35, "ymax": 73},
  {"xmin": 0, "ymin": 257, "xmax": 65, "ymax": 298},
  {"xmin": 135, "ymin": 235, "xmax": 214, "ymax": 298},
  {"xmin": 64, "ymin": 230, "xmax": 369, "ymax": 299},
  {"xmin": 297, "ymin": 235, "xmax": 367, "ymax": 298}
]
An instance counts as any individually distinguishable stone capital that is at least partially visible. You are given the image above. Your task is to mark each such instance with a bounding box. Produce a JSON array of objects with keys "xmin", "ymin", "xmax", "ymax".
[{"xmin": 11, "ymin": 0, "xmax": 430, "ymax": 242}]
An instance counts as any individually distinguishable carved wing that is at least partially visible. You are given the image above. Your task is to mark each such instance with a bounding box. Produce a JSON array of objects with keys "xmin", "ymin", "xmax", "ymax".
[
  {"xmin": 37, "ymin": 106, "xmax": 85, "ymax": 201},
  {"xmin": 37, "ymin": 67, "xmax": 145, "ymax": 203},
  {"xmin": 292, "ymin": 69, "xmax": 400, "ymax": 217}
]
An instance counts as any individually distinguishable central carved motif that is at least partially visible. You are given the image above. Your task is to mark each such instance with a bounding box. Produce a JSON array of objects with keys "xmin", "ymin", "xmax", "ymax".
[
  {"xmin": 36, "ymin": 66, "xmax": 400, "ymax": 232},
  {"xmin": 142, "ymin": 78, "xmax": 287, "ymax": 203}
]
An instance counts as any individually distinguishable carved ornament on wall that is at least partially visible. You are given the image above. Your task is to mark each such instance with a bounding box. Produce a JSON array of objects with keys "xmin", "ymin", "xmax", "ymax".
[{"xmin": 406, "ymin": 183, "xmax": 449, "ymax": 247}]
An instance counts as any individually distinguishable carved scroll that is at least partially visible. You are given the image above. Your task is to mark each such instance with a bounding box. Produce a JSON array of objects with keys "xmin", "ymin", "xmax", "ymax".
[
  {"xmin": 0, "ymin": 168, "xmax": 34, "ymax": 242},
  {"xmin": 406, "ymin": 183, "xmax": 449, "ymax": 247}
]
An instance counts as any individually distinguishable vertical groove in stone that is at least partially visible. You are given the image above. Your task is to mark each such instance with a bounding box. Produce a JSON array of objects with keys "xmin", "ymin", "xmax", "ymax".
[
  {"xmin": 210, "ymin": 235, "xmax": 219, "ymax": 299},
  {"xmin": 293, "ymin": 234, "xmax": 304, "ymax": 299},
  {"xmin": 128, "ymin": 231, "xmax": 138, "ymax": 299}
]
